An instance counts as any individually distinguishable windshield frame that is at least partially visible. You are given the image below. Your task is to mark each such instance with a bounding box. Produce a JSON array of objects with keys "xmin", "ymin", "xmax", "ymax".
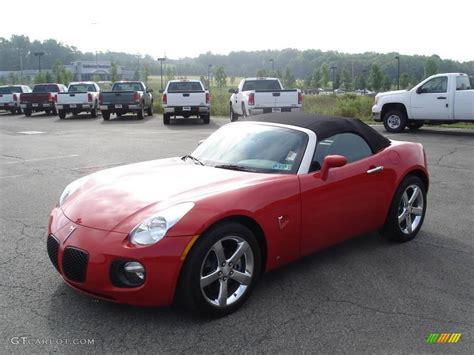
[{"xmin": 191, "ymin": 122, "xmax": 316, "ymax": 175}]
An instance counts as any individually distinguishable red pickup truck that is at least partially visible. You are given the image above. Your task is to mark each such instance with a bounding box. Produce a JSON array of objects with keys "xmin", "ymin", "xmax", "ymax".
[{"xmin": 20, "ymin": 83, "xmax": 67, "ymax": 116}]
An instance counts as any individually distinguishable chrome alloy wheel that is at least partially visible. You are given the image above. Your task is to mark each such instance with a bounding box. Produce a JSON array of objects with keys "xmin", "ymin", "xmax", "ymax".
[
  {"xmin": 387, "ymin": 114, "xmax": 401, "ymax": 129},
  {"xmin": 200, "ymin": 236, "xmax": 254, "ymax": 308},
  {"xmin": 398, "ymin": 184, "xmax": 424, "ymax": 234}
]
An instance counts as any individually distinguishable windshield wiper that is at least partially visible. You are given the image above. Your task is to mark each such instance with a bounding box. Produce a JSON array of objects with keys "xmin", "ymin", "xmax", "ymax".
[
  {"xmin": 181, "ymin": 155, "xmax": 205, "ymax": 166},
  {"xmin": 214, "ymin": 164, "xmax": 258, "ymax": 172}
]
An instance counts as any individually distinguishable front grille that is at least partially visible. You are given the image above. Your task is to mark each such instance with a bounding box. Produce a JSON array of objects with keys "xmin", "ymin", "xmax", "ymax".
[
  {"xmin": 62, "ymin": 247, "xmax": 89, "ymax": 283},
  {"xmin": 47, "ymin": 235, "xmax": 60, "ymax": 272}
]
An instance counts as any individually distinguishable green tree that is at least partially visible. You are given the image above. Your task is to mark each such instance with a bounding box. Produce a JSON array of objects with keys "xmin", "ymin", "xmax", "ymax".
[
  {"xmin": 110, "ymin": 62, "xmax": 119, "ymax": 82},
  {"xmin": 165, "ymin": 67, "xmax": 176, "ymax": 82},
  {"xmin": 33, "ymin": 73, "xmax": 46, "ymax": 84},
  {"xmin": 312, "ymin": 69, "xmax": 322, "ymax": 88},
  {"xmin": 354, "ymin": 75, "xmax": 366, "ymax": 90},
  {"xmin": 51, "ymin": 60, "xmax": 73, "ymax": 85},
  {"xmin": 8, "ymin": 72, "xmax": 18, "ymax": 84},
  {"xmin": 342, "ymin": 69, "xmax": 352, "ymax": 91},
  {"xmin": 133, "ymin": 70, "xmax": 140, "ymax": 81},
  {"xmin": 382, "ymin": 75, "xmax": 392, "ymax": 91},
  {"xmin": 333, "ymin": 73, "xmax": 341, "ymax": 90},
  {"xmin": 283, "ymin": 66, "xmax": 295, "ymax": 87},
  {"xmin": 400, "ymin": 72, "xmax": 410, "ymax": 89},
  {"xmin": 424, "ymin": 58, "xmax": 439, "ymax": 78},
  {"xmin": 200, "ymin": 75, "xmax": 209, "ymax": 88},
  {"xmin": 45, "ymin": 71, "xmax": 53, "ymax": 83},
  {"xmin": 214, "ymin": 66, "xmax": 227, "ymax": 88},
  {"xmin": 320, "ymin": 64, "xmax": 330, "ymax": 88},
  {"xmin": 368, "ymin": 63, "xmax": 383, "ymax": 91},
  {"xmin": 142, "ymin": 65, "xmax": 150, "ymax": 84},
  {"xmin": 91, "ymin": 74, "xmax": 101, "ymax": 83},
  {"xmin": 230, "ymin": 76, "xmax": 236, "ymax": 86},
  {"xmin": 256, "ymin": 69, "xmax": 268, "ymax": 77}
]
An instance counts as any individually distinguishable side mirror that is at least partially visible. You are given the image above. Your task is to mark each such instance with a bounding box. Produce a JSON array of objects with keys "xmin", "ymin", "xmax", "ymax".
[
  {"xmin": 416, "ymin": 87, "xmax": 423, "ymax": 94},
  {"xmin": 197, "ymin": 139, "xmax": 205, "ymax": 146},
  {"xmin": 159, "ymin": 89, "xmax": 164, "ymax": 94},
  {"xmin": 228, "ymin": 88, "xmax": 237, "ymax": 94},
  {"xmin": 147, "ymin": 89, "xmax": 153, "ymax": 93},
  {"xmin": 319, "ymin": 155, "xmax": 347, "ymax": 180}
]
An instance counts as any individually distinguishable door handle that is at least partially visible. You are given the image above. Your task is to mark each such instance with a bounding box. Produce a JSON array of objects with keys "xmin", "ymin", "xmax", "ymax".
[
  {"xmin": 367, "ymin": 166, "xmax": 384, "ymax": 174},
  {"xmin": 437, "ymin": 96, "xmax": 447, "ymax": 99}
]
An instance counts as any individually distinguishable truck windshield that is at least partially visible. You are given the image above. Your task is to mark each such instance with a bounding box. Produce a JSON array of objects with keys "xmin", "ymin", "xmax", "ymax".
[
  {"xmin": 167, "ymin": 82, "xmax": 203, "ymax": 92},
  {"xmin": 69, "ymin": 84, "xmax": 97, "ymax": 92},
  {"xmin": 112, "ymin": 83, "xmax": 144, "ymax": 91},
  {"xmin": 0, "ymin": 86, "xmax": 22, "ymax": 94},
  {"xmin": 242, "ymin": 80, "xmax": 282, "ymax": 91},
  {"xmin": 33, "ymin": 85, "xmax": 60, "ymax": 93}
]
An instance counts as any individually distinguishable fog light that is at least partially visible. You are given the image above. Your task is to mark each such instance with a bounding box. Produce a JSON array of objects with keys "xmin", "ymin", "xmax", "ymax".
[{"xmin": 124, "ymin": 261, "xmax": 145, "ymax": 280}]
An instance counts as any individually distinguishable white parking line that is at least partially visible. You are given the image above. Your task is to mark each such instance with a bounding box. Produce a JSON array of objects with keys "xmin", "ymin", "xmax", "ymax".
[{"xmin": 0, "ymin": 154, "xmax": 79, "ymax": 165}]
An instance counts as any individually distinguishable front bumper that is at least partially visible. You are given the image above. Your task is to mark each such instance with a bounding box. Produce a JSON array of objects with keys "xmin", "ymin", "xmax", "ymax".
[
  {"xmin": 248, "ymin": 106, "xmax": 301, "ymax": 116},
  {"xmin": 47, "ymin": 208, "xmax": 193, "ymax": 306},
  {"xmin": 163, "ymin": 106, "xmax": 209, "ymax": 116}
]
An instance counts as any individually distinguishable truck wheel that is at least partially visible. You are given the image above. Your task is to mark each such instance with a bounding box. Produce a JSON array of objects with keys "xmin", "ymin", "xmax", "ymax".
[
  {"xmin": 16, "ymin": 107, "xmax": 22, "ymax": 114},
  {"xmin": 24, "ymin": 109, "xmax": 32, "ymax": 117},
  {"xmin": 241, "ymin": 104, "xmax": 248, "ymax": 118},
  {"xmin": 58, "ymin": 110, "xmax": 66, "ymax": 119},
  {"xmin": 202, "ymin": 114, "xmax": 210, "ymax": 124},
  {"xmin": 137, "ymin": 105, "xmax": 145, "ymax": 120},
  {"xmin": 163, "ymin": 114, "xmax": 170, "ymax": 125},
  {"xmin": 45, "ymin": 109, "xmax": 51, "ymax": 115},
  {"xmin": 230, "ymin": 105, "xmax": 238, "ymax": 122},
  {"xmin": 90, "ymin": 107, "xmax": 97, "ymax": 118},
  {"xmin": 52, "ymin": 107, "xmax": 57, "ymax": 115},
  {"xmin": 383, "ymin": 110, "xmax": 407, "ymax": 133},
  {"xmin": 408, "ymin": 121, "xmax": 423, "ymax": 130},
  {"xmin": 147, "ymin": 103, "xmax": 153, "ymax": 116},
  {"xmin": 102, "ymin": 111, "xmax": 111, "ymax": 120}
]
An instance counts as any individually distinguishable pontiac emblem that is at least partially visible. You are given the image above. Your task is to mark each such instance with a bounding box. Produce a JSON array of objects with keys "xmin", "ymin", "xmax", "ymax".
[{"xmin": 63, "ymin": 225, "xmax": 77, "ymax": 243}]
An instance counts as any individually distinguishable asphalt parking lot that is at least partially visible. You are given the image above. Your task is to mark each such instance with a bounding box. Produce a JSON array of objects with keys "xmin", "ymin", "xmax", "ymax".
[{"xmin": 1, "ymin": 111, "xmax": 473, "ymax": 354}]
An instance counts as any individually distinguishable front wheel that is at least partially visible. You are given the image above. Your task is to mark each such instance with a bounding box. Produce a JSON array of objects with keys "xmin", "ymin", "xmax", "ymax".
[
  {"xmin": 176, "ymin": 222, "xmax": 261, "ymax": 317},
  {"xmin": 382, "ymin": 175, "xmax": 427, "ymax": 242},
  {"xmin": 90, "ymin": 107, "xmax": 97, "ymax": 118},
  {"xmin": 147, "ymin": 103, "xmax": 153, "ymax": 116},
  {"xmin": 163, "ymin": 113, "xmax": 170, "ymax": 125},
  {"xmin": 58, "ymin": 110, "xmax": 66, "ymax": 119},
  {"xmin": 241, "ymin": 103, "xmax": 248, "ymax": 118},
  {"xmin": 16, "ymin": 107, "xmax": 22, "ymax": 114},
  {"xmin": 383, "ymin": 110, "xmax": 407, "ymax": 133},
  {"xmin": 137, "ymin": 105, "xmax": 144, "ymax": 120},
  {"xmin": 24, "ymin": 109, "xmax": 32, "ymax": 117},
  {"xmin": 102, "ymin": 111, "xmax": 111, "ymax": 120},
  {"xmin": 230, "ymin": 105, "xmax": 238, "ymax": 122}
]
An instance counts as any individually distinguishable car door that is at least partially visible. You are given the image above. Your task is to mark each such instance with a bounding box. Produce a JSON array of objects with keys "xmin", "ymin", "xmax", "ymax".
[
  {"xmin": 410, "ymin": 76, "xmax": 450, "ymax": 120},
  {"xmin": 298, "ymin": 133, "xmax": 391, "ymax": 255}
]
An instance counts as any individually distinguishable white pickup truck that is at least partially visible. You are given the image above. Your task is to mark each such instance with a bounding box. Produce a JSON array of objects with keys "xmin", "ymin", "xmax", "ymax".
[
  {"xmin": 56, "ymin": 82, "xmax": 101, "ymax": 119},
  {"xmin": 229, "ymin": 77, "xmax": 302, "ymax": 121},
  {"xmin": 372, "ymin": 73, "xmax": 474, "ymax": 132},
  {"xmin": 0, "ymin": 85, "xmax": 31, "ymax": 114},
  {"xmin": 160, "ymin": 80, "xmax": 210, "ymax": 125}
]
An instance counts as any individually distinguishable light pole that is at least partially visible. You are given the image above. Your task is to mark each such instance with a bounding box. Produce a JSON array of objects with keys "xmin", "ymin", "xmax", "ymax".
[
  {"xmin": 207, "ymin": 64, "xmax": 212, "ymax": 89},
  {"xmin": 34, "ymin": 51, "xmax": 45, "ymax": 73},
  {"xmin": 157, "ymin": 57, "xmax": 166, "ymax": 90},
  {"xmin": 330, "ymin": 66, "xmax": 337, "ymax": 93},
  {"xmin": 395, "ymin": 55, "xmax": 400, "ymax": 90}
]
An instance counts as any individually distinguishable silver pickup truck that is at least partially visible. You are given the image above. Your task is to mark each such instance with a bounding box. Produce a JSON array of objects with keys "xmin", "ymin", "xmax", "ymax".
[{"xmin": 99, "ymin": 81, "xmax": 154, "ymax": 120}]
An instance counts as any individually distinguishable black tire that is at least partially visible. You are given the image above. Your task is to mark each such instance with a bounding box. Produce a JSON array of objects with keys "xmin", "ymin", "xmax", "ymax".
[
  {"xmin": 24, "ymin": 109, "xmax": 32, "ymax": 117},
  {"xmin": 52, "ymin": 107, "xmax": 57, "ymax": 115},
  {"xmin": 241, "ymin": 103, "xmax": 248, "ymax": 118},
  {"xmin": 102, "ymin": 111, "xmax": 111, "ymax": 120},
  {"xmin": 381, "ymin": 175, "xmax": 427, "ymax": 242},
  {"xmin": 230, "ymin": 105, "xmax": 238, "ymax": 122},
  {"xmin": 163, "ymin": 113, "xmax": 170, "ymax": 125},
  {"xmin": 16, "ymin": 107, "xmax": 22, "ymax": 114},
  {"xmin": 176, "ymin": 222, "xmax": 262, "ymax": 317},
  {"xmin": 202, "ymin": 113, "xmax": 210, "ymax": 124},
  {"xmin": 90, "ymin": 107, "xmax": 97, "ymax": 118},
  {"xmin": 45, "ymin": 109, "xmax": 51, "ymax": 115},
  {"xmin": 137, "ymin": 104, "xmax": 144, "ymax": 120},
  {"xmin": 408, "ymin": 121, "xmax": 424, "ymax": 130},
  {"xmin": 383, "ymin": 110, "xmax": 407, "ymax": 133},
  {"xmin": 147, "ymin": 102, "xmax": 153, "ymax": 116},
  {"xmin": 58, "ymin": 110, "xmax": 66, "ymax": 119}
]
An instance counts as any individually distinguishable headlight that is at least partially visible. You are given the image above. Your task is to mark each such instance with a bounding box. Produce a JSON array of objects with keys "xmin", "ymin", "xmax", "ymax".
[
  {"xmin": 59, "ymin": 176, "xmax": 90, "ymax": 207},
  {"xmin": 129, "ymin": 202, "xmax": 195, "ymax": 246}
]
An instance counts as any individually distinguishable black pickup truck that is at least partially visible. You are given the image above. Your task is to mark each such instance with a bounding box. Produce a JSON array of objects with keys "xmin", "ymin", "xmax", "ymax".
[{"xmin": 99, "ymin": 81, "xmax": 154, "ymax": 120}]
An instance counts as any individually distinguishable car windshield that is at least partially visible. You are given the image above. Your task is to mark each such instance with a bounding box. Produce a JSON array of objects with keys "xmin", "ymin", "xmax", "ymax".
[
  {"xmin": 191, "ymin": 123, "xmax": 308, "ymax": 174},
  {"xmin": 69, "ymin": 84, "xmax": 97, "ymax": 92},
  {"xmin": 0, "ymin": 86, "xmax": 22, "ymax": 94},
  {"xmin": 168, "ymin": 82, "xmax": 203, "ymax": 92},
  {"xmin": 112, "ymin": 83, "xmax": 143, "ymax": 91},
  {"xmin": 242, "ymin": 80, "xmax": 282, "ymax": 91}
]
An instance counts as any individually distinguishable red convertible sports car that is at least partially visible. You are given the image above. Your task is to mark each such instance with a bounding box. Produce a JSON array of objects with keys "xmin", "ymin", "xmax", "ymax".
[{"xmin": 47, "ymin": 112, "xmax": 428, "ymax": 316}]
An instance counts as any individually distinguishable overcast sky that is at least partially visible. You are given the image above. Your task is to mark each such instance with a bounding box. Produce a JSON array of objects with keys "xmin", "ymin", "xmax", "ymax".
[{"xmin": 1, "ymin": 0, "xmax": 473, "ymax": 62}]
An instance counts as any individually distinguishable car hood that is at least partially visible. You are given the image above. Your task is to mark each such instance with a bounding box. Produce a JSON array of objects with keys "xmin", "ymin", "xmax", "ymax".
[
  {"xmin": 376, "ymin": 90, "xmax": 408, "ymax": 100},
  {"xmin": 62, "ymin": 157, "xmax": 275, "ymax": 233}
]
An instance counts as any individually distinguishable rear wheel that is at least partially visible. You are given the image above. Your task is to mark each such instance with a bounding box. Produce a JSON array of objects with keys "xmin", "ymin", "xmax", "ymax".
[
  {"xmin": 102, "ymin": 111, "xmax": 111, "ymax": 120},
  {"xmin": 90, "ymin": 106, "xmax": 97, "ymax": 118},
  {"xmin": 382, "ymin": 175, "xmax": 427, "ymax": 242},
  {"xmin": 163, "ymin": 113, "xmax": 170, "ymax": 125},
  {"xmin": 16, "ymin": 107, "xmax": 22, "ymax": 114},
  {"xmin": 241, "ymin": 103, "xmax": 248, "ymax": 118},
  {"xmin": 383, "ymin": 110, "xmax": 407, "ymax": 133},
  {"xmin": 147, "ymin": 102, "xmax": 153, "ymax": 116},
  {"xmin": 45, "ymin": 109, "xmax": 51, "ymax": 115},
  {"xmin": 58, "ymin": 110, "xmax": 66, "ymax": 119},
  {"xmin": 52, "ymin": 107, "xmax": 57, "ymax": 115},
  {"xmin": 176, "ymin": 222, "xmax": 261, "ymax": 317},
  {"xmin": 202, "ymin": 113, "xmax": 210, "ymax": 124},
  {"xmin": 137, "ymin": 105, "xmax": 145, "ymax": 120},
  {"xmin": 24, "ymin": 109, "xmax": 32, "ymax": 117}
]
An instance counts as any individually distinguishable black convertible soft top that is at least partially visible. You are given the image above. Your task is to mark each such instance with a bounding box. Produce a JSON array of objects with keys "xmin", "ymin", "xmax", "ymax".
[{"xmin": 242, "ymin": 112, "xmax": 391, "ymax": 153}]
